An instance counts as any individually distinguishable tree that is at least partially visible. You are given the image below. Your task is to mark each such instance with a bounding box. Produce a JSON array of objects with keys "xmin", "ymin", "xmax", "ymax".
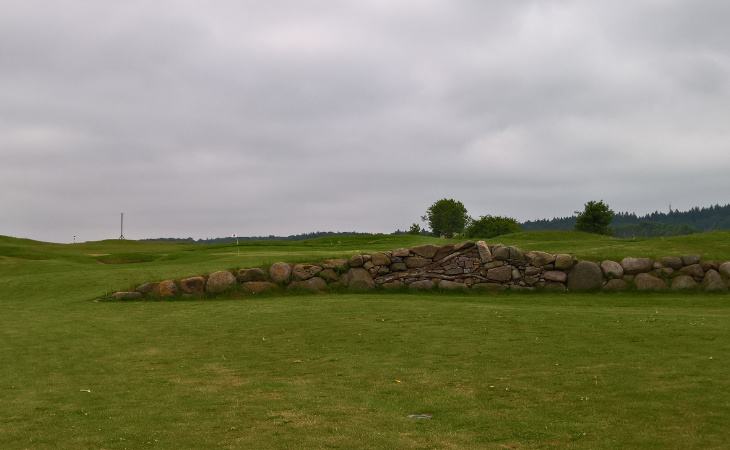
[
  {"xmin": 407, "ymin": 223, "xmax": 422, "ymax": 235},
  {"xmin": 465, "ymin": 215, "xmax": 521, "ymax": 239},
  {"xmin": 574, "ymin": 200, "xmax": 615, "ymax": 235},
  {"xmin": 421, "ymin": 198, "xmax": 469, "ymax": 237}
]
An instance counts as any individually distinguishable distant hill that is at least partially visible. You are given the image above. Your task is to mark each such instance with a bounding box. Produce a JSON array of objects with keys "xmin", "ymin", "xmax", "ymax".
[
  {"xmin": 521, "ymin": 204, "xmax": 730, "ymax": 238},
  {"xmin": 141, "ymin": 231, "xmax": 373, "ymax": 244}
]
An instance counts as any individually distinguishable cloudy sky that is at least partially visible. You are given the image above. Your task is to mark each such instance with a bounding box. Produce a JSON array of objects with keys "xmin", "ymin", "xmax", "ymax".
[{"xmin": 2, "ymin": 1, "xmax": 730, "ymax": 243}]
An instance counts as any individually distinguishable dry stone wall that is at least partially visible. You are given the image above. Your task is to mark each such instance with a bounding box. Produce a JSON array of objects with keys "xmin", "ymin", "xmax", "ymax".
[{"xmin": 109, "ymin": 240, "xmax": 730, "ymax": 300}]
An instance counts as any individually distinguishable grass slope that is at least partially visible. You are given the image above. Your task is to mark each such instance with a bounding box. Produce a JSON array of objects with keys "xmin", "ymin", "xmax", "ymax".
[{"xmin": 1, "ymin": 232, "xmax": 729, "ymax": 449}]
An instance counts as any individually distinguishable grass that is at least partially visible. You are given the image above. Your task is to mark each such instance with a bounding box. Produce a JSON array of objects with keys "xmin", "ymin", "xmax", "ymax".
[{"xmin": 1, "ymin": 231, "xmax": 729, "ymax": 448}]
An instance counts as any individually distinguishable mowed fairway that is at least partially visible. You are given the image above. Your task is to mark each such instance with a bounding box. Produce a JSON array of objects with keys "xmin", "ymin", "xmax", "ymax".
[{"xmin": 1, "ymin": 233, "xmax": 729, "ymax": 449}]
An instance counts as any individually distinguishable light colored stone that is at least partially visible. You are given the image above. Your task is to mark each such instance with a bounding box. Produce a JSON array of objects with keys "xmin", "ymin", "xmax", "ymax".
[
  {"xmin": 391, "ymin": 248, "xmax": 410, "ymax": 257},
  {"xmin": 206, "ymin": 271, "xmax": 236, "ymax": 293},
  {"xmin": 371, "ymin": 252, "xmax": 391, "ymax": 266},
  {"xmin": 410, "ymin": 244, "xmax": 439, "ymax": 259},
  {"xmin": 112, "ymin": 291, "xmax": 143, "ymax": 301},
  {"xmin": 567, "ymin": 261, "xmax": 603, "ymax": 291},
  {"xmin": 136, "ymin": 282, "xmax": 157, "ymax": 294},
  {"xmin": 321, "ymin": 259, "xmax": 348, "ymax": 270},
  {"xmin": 476, "ymin": 241, "xmax": 492, "ymax": 263},
  {"xmin": 349, "ymin": 254, "xmax": 364, "ymax": 268},
  {"xmin": 405, "ymin": 257, "xmax": 431, "ymax": 269},
  {"xmin": 492, "ymin": 244, "xmax": 510, "ymax": 261},
  {"xmin": 438, "ymin": 280, "xmax": 468, "ymax": 290},
  {"xmin": 508, "ymin": 246, "xmax": 525, "ymax": 262},
  {"xmin": 389, "ymin": 262, "xmax": 407, "ymax": 272},
  {"xmin": 292, "ymin": 264, "xmax": 322, "ymax": 281},
  {"xmin": 347, "ymin": 268, "xmax": 375, "ymax": 290},
  {"xmin": 670, "ymin": 275, "xmax": 697, "ymax": 290},
  {"xmin": 554, "ymin": 254, "xmax": 574, "ymax": 270},
  {"xmin": 179, "ymin": 276, "xmax": 206, "ymax": 294},
  {"xmin": 719, "ymin": 262, "xmax": 730, "ymax": 278},
  {"xmin": 454, "ymin": 241, "xmax": 475, "ymax": 251},
  {"xmin": 621, "ymin": 257, "xmax": 654, "ymax": 275},
  {"xmin": 269, "ymin": 262, "xmax": 292, "ymax": 283},
  {"xmin": 600, "ymin": 260, "xmax": 624, "ymax": 279},
  {"xmin": 634, "ymin": 273, "xmax": 667, "ymax": 291},
  {"xmin": 681, "ymin": 254, "xmax": 701, "ymax": 266},
  {"xmin": 680, "ymin": 264, "xmax": 704, "ymax": 280},
  {"xmin": 525, "ymin": 251, "xmax": 555, "ymax": 267}
]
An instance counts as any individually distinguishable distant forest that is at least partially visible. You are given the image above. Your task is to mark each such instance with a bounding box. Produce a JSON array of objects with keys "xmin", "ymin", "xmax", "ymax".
[
  {"xmin": 521, "ymin": 204, "xmax": 730, "ymax": 238},
  {"xmin": 141, "ymin": 231, "xmax": 373, "ymax": 244}
]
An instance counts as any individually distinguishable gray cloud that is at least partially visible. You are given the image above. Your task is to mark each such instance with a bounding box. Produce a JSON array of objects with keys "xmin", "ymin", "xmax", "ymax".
[{"xmin": 2, "ymin": 1, "xmax": 730, "ymax": 242}]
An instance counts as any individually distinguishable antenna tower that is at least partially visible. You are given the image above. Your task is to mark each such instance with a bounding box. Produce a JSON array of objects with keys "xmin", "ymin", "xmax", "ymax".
[{"xmin": 119, "ymin": 213, "xmax": 125, "ymax": 240}]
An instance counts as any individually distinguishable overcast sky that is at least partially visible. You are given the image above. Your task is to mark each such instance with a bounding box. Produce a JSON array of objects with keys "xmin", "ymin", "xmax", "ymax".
[{"xmin": 2, "ymin": 1, "xmax": 730, "ymax": 243}]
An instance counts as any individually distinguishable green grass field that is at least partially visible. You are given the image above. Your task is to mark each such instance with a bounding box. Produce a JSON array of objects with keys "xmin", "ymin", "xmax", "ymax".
[{"xmin": 1, "ymin": 232, "xmax": 729, "ymax": 449}]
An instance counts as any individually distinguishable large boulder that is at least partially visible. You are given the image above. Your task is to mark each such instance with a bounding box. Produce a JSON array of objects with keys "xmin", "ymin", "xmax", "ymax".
[
  {"xmin": 491, "ymin": 244, "xmax": 510, "ymax": 261},
  {"xmin": 179, "ymin": 276, "xmax": 206, "ymax": 294},
  {"xmin": 349, "ymin": 254, "xmax": 364, "ymax": 268},
  {"xmin": 671, "ymin": 275, "xmax": 697, "ymax": 290},
  {"xmin": 718, "ymin": 262, "xmax": 730, "ymax": 278},
  {"xmin": 290, "ymin": 277, "xmax": 328, "ymax": 291},
  {"xmin": 702, "ymin": 270, "xmax": 727, "ymax": 291},
  {"xmin": 567, "ymin": 261, "xmax": 603, "ymax": 291},
  {"xmin": 681, "ymin": 254, "xmax": 701, "ymax": 266},
  {"xmin": 525, "ymin": 251, "xmax": 555, "ymax": 267},
  {"xmin": 237, "ymin": 268, "xmax": 266, "ymax": 282},
  {"xmin": 410, "ymin": 244, "xmax": 439, "ymax": 259},
  {"xmin": 659, "ymin": 257, "xmax": 683, "ymax": 270},
  {"xmin": 487, "ymin": 265, "xmax": 513, "ymax": 282},
  {"xmin": 476, "ymin": 241, "xmax": 492, "ymax": 263},
  {"xmin": 621, "ymin": 257, "xmax": 654, "ymax": 275},
  {"xmin": 135, "ymin": 282, "xmax": 157, "ymax": 294},
  {"xmin": 554, "ymin": 254, "xmax": 575, "ymax": 270},
  {"xmin": 433, "ymin": 244, "xmax": 455, "ymax": 262},
  {"xmin": 634, "ymin": 273, "xmax": 667, "ymax": 291},
  {"xmin": 680, "ymin": 264, "xmax": 705, "ymax": 280},
  {"xmin": 347, "ymin": 268, "xmax": 375, "ymax": 290},
  {"xmin": 269, "ymin": 262, "xmax": 292, "ymax": 283},
  {"xmin": 371, "ymin": 252, "xmax": 392, "ymax": 266},
  {"xmin": 543, "ymin": 270, "xmax": 567, "ymax": 283},
  {"xmin": 206, "ymin": 271, "xmax": 236, "ymax": 293},
  {"xmin": 153, "ymin": 280, "xmax": 179, "ymax": 298},
  {"xmin": 600, "ymin": 260, "xmax": 624, "ymax": 279},
  {"xmin": 391, "ymin": 248, "xmax": 410, "ymax": 258},
  {"xmin": 292, "ymin": 264, "xmax": 322, "ymax": 281},
  {"xmin": 405, "ymin": 257, "xmax": 431, "ymax": 269}
]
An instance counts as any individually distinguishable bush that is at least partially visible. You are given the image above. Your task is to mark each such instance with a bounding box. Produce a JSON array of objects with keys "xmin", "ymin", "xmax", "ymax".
[{"xmin": 465, "ymin": 215, "xmax": 521, "ymax": 239}]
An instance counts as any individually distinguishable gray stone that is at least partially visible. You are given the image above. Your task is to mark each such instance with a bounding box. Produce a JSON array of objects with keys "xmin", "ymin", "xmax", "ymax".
[
  {"xmin": 621, "ymin": 257, "xmax": 654, "ymax": 275},
  {"xmin": 681, "ymin": 254, "xmax": 701, "ymax": 266},
  {"xmin": 237, "ymin": 268, "xmax": 266, "ymax": 282},
  {"xmin": 483, "ymin": 261, "xmax": 504, "ymax": 270},
  {"xmin": 206, "ymin": 271, "xmax": 236, "ymax": 293},
  {"xmin": 603, "ymin": 279, "xmax": 629, "ymax": 291},
  {"xmin": 269, "ymin": 262, "xmax": 292, "ymax": 283},
  {"xmin": 492, "ymin": 244, "xmax": 510, "ymax": 261},
  {"xmin": 371, "ymin": 252, "xmax": 391, "ymax": 266},
  {"xmin": 438, "ymin": 280, "xmax": 468, "ymax": 290},
  {"xmin": 670, "ymin": 275, "xmax": 697, "ymax": 290},
  {"xmin": 292, "ymin": 264, "xmax": 322, "ymax": 281},
  {"xmin": 719, "ymin": 262, "xmax": 730, "ymax": 278},
  {"xmin": 554, "ymin": 254, "xmax": 574, "ymax": 270},
  {"xmin": 542, "ymin": 282, "xmax": 567, "ymax": 293},
  {"xmin": 659, "ymin": 257, "xmax": 683, "ymax": 270},
  {"xmin": 701, "ymin": 261, "xmax": 718, "ymax": 272},
  {"xmin": 702, "ymin": 270, "xmax": 726, "ymax": 291},
  {"xmin": 112, "ymin": 291, "xmax": 143, "ymax": 301},
  {"xmin": 525, "ymin": 251, "xmax": 555, "ymax": 267},
  {"xmin": 409, "ymin": 280, "xmax": 435, "ymax": 290},
  {"xmin": 432, "ymin": 244, "xmax": 455, "ymax": 262},
  {"xmin": 543, "ymin": 270, "xmax": 567, "ymax": 283},
  {"xmin": 487, "ymin": 265, "xmax": 513, "ymax": 282},
  {"xmin": 349, "ymin": 254, "xmax": 364, "ymax": 268},
  {"xmin": 476, "ymin": 241, "xmax": 492, "ymax": 263},
  {"xmin": 179, "ymin": 276, "xmax": 206, "ymax": 294},
  {"xmin": 347, "ymin": 268, "xmax": 375, "ymax": 290},
  {"xmin": 405, "ymin": 257, "xmax": 431, "ymax": 269},
  {"xmin": 389, "ymin": 262, "xmax": 407, "ymax": 272},
  {"xmin": 410, "ymin": 244, "xmax": 439, "ymax": 259},
  {"xmin": 525, "ymin": 266, "xmax": 542, "ymax": 277},
  {"xmin": 363, "ymin": 261, "xmax": 375, "ymax": 270},
  {"xmin": 567, "ymin": 261, "xmax": 603, "ymax": 291},
  {"xmin": 680, "ymin": 264, "xmax": 705, "ymax": 280},
  {"xmin": 241, "ymin": 281, "xmax": 278, "ymax": 293},
  {"xmin": 319, "ymin": 268, "xmax": 339, "ymax": 282},
  {"xmin": 381, "ymin": 281, "xmax": 404, "ymax": 289},
  {"xmin": 600, "ymin": 260, "xmax": 624, "ymax": 279},
  {"xmin": 391, "ymin": 248, "xmax": 410, "ymax": 257},
  {"xmin": 634, "ymin": 273, "xmax": 667, "ymax": 291},
  {"xmin": 508, "ymin": 246, "xmax": 525, "ymax": 262},
  {"xmin": 135, "ymin": 282, "xmax": 157, "ymax": 294}
]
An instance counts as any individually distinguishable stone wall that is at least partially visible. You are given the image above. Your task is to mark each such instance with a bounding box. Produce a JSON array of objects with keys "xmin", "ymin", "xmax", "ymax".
[{"xmin": 109, "ymin": 240, "xmax": 730, "ymax": 300}]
